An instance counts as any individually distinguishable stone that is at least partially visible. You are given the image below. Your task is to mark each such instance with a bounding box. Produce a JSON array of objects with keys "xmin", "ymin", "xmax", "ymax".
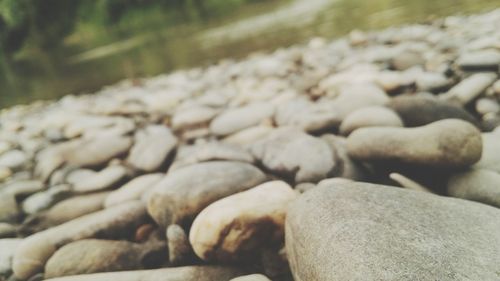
[
  {"xmin": 44, "ymin": 239, "xmax": 165, "ymax": 278},
  {"xmin": 390, "ymin": 51, "xmax": 425, "ymax": 70},
  {"xmin": 447, "ymin": 169, "xmax": 500, "ymax": 208},
  {"xmin": 166, "ymin": 224, "xmax": 193, "ymax": 265},
  {"xmin": 147, "ymin": 161, "xmax": 267, "ymax": 227},
  {"xmin": 274, "ymin": 98, "xmax": 339, "ymax": 132},
  {"xmin": 250, "ymin": 128, "xmax": 337, "ymax": 183},
  {"xmin": 1, "ymin": 180, "xmax": 45, "ymax": 198},
  {"xmin": 0, "ymin": 223, "xmax": 17, "ymax": 238},
  {"xmin": 0, "ymin": 150, "xmax": 27, "ymax": 170},
  {"xmin": 321, "ymin": 135, "xmax": 367, "ymax": 181},
  {"xmin": 22, "ymin": 192, "xmax": 110, "ymax": 234},
  {"xmin": 0, "ymin": 167, "xmax": 12, "ymax": 182},
  {"xmin": 339, "ymin": 106, "xmax": 403, "ymax": 136},
  {"xmin": 21, "ymin": 185, "xmax": 71, "ymax": 215},
  {"xmin": 0, "ymin": 239, "xmax": 22, "ymax": 277},
  {"xmin": 104, "ymin": 174, "xmax": 163, "ymax": 208},
  {"xmin": 210, "ymin": 103, "xmax": 274, "ymax": 136},
  {"xmin": 43, "ymin": 266, "xmax": 245, "ymax": 281},
  {"xmin": 456, "ymin": 50, "xmax": 500, "ymax": 71},
  {"xmin": 286, "ymin": 182, "xmax": 500, "ymax": 281},
  {"xmin": 190, "ymin": 181, "xmax": 297, "ymax": 262},
  {"xmin": 387, "ymin": 95, "xmax": 478, "ymax": 127},
  {"xmin": 230, "ymin": 274, "xmax": 272, "ymax": 281},
  {"xmin": 12, "ymin": 201, "xmax": 148, "ymax": 280},
  {"xmin": 474, "ymin": 132, "xmax": 500, "ymax": 172},
  {"xmin": 389, "ymin": 173, "xmax": 433, "ymax": 193},
  {"xmin": 347, "ymin": 119, "xmax": 482, "ymax": 168},
  {"xmin": 415, "ymin": 72, "xmax": 450, "ymax": 92},
  {"xmin": 0, "ymin": 194, "xmax": 21, "ymax": 223},
  {"xmin": 126, "ymin": 125, "xmax": 178, "ymax": 172},
  {"xmin": 70, "ymin": 165, "xmax": 128, "ymax": 193},
  {"xmin": 170, "ymin": 142, "xmax": 254, "ymax": 170},
  {"xmin": 442, "ymin": 72, "xmax": 497, "ymax": 105},
  {"xmin": 171, "ymin": 105, "xmax": 218, "ymax": 131},
  {"xmin": 476, "ymin": 98, "xmax": 500, "ymax": 116},
  {"xmin": 223, "ymin": 125, "xmax": 274, "ymax": 147}
]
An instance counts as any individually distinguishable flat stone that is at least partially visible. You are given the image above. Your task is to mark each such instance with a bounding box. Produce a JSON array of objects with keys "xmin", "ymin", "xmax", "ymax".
[
  {"xmin": 0, "ymin": 194, "xmax": 21, "ymax": 223},
  {"xmin": 43, "ymin": 266, "xmax": 245, "ymax": 281},
  {"xmin": 447, "ymin": 169, "xmax": 500, "ymax": 208},
  {"xmin": 147, "ymin": 161, "xmax": 267, "ymax": 227},
  {"xmin": 70, "ymin": 165, "xmax": 128, "ymax": 193},
  {"xmin": 210, "ymin": 103, "xmax": 275, "ymax": 136},
  {"xmin": 21, "ymin": 185, "xmax": 72, "ymax": 215},
  {"xmin": 0, "ymin": 223, "xmax": 17, "ymax": 238},
  {"xmin": 388, "ymin": 95, "xmax": 478, "ymax": 127},
  {"xmin": 347, "ymin": 119, "xmax": 482, "ymax": 168},
  {"xmin": 190, "ymin": 181, "xmax": 296, "ymax": 262},
  {"xmin": 167, "ymin": 224, "xmax": 193, "ymax": 265},
  {"xmin": 0, "ymin": 238, "xmax": 22, "ymax": 277},
  {"xmin": 126, "ymin": 125, "xmax": 177, "ymax": 172},
  {"xmin": 171, "ymin": 105, "xmax": 218, "ymax": 131},
  {"xmin": 0, "ymin": 150, "xmax": 27, "ymax": 170},
  {"xmin": 275, "ymin": 99, "xmax": 339, "ymax": 132},
  {"xmin": 339, "ymin": 106, "xmax": 403, "ymax": 136},
  {"xmin": 415, "ymin": 72, "xmax": 451, "ymax": 92},
  {"xmin": 456, "ymin": 50, "xmax": 500, "ymax": 71},
  {"xmin": 390, "ymin": 51, "xmax": 425, "ymax": 70},
  {"xmin": 286, "ymin": 182, "xmax": 500, "ymax": 281},
  {"xmin": 442, "ymin": 72, "xmax": 497, "ymax": 105},
  {"xmin": 223, "ymin": 125, "xmax": 274, "ymax": 147},
  {"xmin": 170, "ymin": 142, "xmax": 254, "ymax": 170},
  {"xmin": 104, "ymin": 174, "xmax": 163, "ymax": 208},
  {"xmin": 2, "ymin": 180, "xmax": 45, "ymax": 198},
  {"xmin": 250, "ymin": 128, "xmax": 337, "ymax": 183},
  {"xmin": 12, "ymin": 201, "xmax": 148, "ymax": 280}
]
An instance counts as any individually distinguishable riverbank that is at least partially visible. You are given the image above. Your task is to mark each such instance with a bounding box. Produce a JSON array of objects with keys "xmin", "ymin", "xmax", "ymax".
[{"xmin": 1, "ymin": 9, "xmax": 500, "ymax": 281}]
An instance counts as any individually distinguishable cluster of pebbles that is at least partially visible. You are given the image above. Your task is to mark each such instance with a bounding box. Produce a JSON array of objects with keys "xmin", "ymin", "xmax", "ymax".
[{"xmin": 1, "ymin": 9, "xmax": 500, "ymax": 281}]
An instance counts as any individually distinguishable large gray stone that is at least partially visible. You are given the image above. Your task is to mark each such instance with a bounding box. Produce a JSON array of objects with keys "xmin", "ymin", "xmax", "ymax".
[
  {"xmin": 286, "ymin": 182, "xmax": 500, "ymax": 281},
  {"xmin": 347, "ymin": 119, "xmax": 482, "ymax": 168},
  {"xmin": 147, "ymin": 161, "xmax": 267, "ymax": 227}
]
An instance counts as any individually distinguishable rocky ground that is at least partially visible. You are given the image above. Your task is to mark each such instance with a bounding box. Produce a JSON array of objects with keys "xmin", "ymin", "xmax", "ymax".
[{"xmin": 1, "ymin": 8, "xmax": 500, "ymax": 281}]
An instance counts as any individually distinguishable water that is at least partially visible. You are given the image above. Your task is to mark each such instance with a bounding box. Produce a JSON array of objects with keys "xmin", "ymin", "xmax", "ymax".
[{"xmin": 1, "ymin": 0, "xmax": 498, "ymax": 108}]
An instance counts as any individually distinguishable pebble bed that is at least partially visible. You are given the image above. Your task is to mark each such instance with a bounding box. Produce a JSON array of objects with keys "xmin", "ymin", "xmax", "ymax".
[{"xmin": 1, "ymin": 9, "xmax": 500, "ymax": 281}]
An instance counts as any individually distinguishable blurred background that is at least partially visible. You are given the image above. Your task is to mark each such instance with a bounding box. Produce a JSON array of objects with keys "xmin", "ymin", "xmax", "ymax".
[{"xmin": 0, "ymin": 0, "xmax": 498, "ymax": 108}]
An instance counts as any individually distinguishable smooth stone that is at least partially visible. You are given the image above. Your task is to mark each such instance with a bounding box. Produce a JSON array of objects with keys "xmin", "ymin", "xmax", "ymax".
[
  {"xmin": 147, "ymin": 161, "xmax": 267, "ymax": 227},
  {"xmin": 387, "ymin": 96, "xmax": 478, "ymax": 127},
  {"xmin": 43, "ymin": 266, "xmax": 245, "ymax": 281},
  {"xmin": 230, "ymin": 274, "xmax": 272, "ymax": 281},
  {"xmin": 126, "ymin": 125, "xmax": 178, "ymax": 172},
  {"xmin": 166, "ymin": 224, "xmax": 193, "ymax": 265},
  {"xmin": 390, "ymin": 51, "xmax": 425, "ymax": 70},
  {"xmin": 22, "ymin": 192, "xmax": 110, "ymax": 233},
  {"xmin": 21, "ymin": 185, "xmax": 72, "ymax": 215},
  {"xmin": 170, "ymin": 142, "xmax": 254, "ymax": 170},
  {"xmin": 0, "ymin": 194, "xmax": 21, "ymax": 223},
  {"xmin": 0, "ymin": 167, "xmax": 12, "ymax": 182},
  {"xmin": 1, "ymin": 180, "xmax": 45, "ymax": 198},
  {"xmin": 0, "ymin": 223, "xmax": 17, "ymax": 238},
  {"xmin": 347, "ymin": 119, "xmax": 482, "ymax": 168},
  {"xmin": 415, "ymin": 72, "xmax": 451, "ymax": 92},
  {"xmin": 70, "ymin": 165, "xmax": 128, "ymax": 193},
  {"xmin": 321, "ymin": 135, "xmax": 367, "ymax": 181},
  {"xmin": 457, "ymin": 50, "xmax": 500, "ymax": 71},
  {"xmin": 250, "ymin": 128, "xmax": 337, "ymax": 183},
  {"xmin": 286, "ymin": 182, "xmax": 500, "ymax": 281},
  {"xmin": 210, "ymin": 103, "xmax": 275, "ymax": 136},
  {"xmin": 44, "ymin": 239, "xmax": 165, "ymax": 278},
  {"xmin": 442, "ymin": 72, "xmax": 497, "ymax": 105},
  {"xmin": 474, "ymin": 132, "xmax": 500, "ymax": 172},
  {"xmin": 476, "ymin": 98, "xmax": 500, "ymax": 116},
  {"xmin": 190, "ymin": 181, "xmax": 297, "ymax": 262},
  {"xmin": 171, "ymin": 106, "xmax": 218, "ymax": 131},
  {"xmin": 0, "ymin": 150, "xmax": 27, "ymax": 170},
  {"xmin": 294, "ymin": 182, "xmax": 316, "ymax": 193},
  {"xmin": 447, "ymin": 169, "xmax": 500, "ymax": 208},
  {"xmin": 222, "ymin": 125, "xmax": 274, "ymax": 147},
  {"xmin": 0, "ymin": 239, "xmax": 22, "ymax": 277},
  {"xmin": 12, "ymin": 201, "xmax": 148, "ymax": 280},
  {"xmin": 275, "ymin": 99, "xmax": 339, "ymax": 132},
  {"xmin": 339, "ymin": 106, "xmax": 403, "ymax": 136},
  {"xmin": 104, "ymin": 174, "xmax": 163, "ymax": 208}
]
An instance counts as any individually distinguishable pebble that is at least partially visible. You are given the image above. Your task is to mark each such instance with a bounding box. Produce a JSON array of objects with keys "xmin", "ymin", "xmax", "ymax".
[
  {"xmin": 126, "ymin": 125, "xmax": 178, "ymax": 172},
  {"xmin": 147, "ymin": 161, "xmax": 267, "ymax": 227},
  {"xmin": 189, "ymin": 181, "xmax": 296, "ymax": 262},
  {"xmin": 447, "ymin": 169, "xmax": 500, "ymax": 208},
  {"xmin": 0, "ymin": 194, "xmax": 21, "ymax": 223},
  {"xmin": 166, "ymin": 224, "xmax": 193, "ymax": 265},
  {"xmin": 456, "ymin": 50, "xmax": 500, "ymax": 71},
  {"xmin": 0, "ymin": 150, "xmax": 27, "ymax": 170},
  {"xmin": 347, "ymin": 119, "xmax": 482, "ymax": 168},
  {"xmin": 210, "ymin": 103, "xmax": 275, "ymax": 136},
  {"xmin": 286, "ymin": 181, "xmax": 500, "ymax": 280},
  {"xmin": 0, "ymin": 238, "xmax": 22, "ymax": 277},
  {"xmin": 339, "ymin": 106, "xmax": 403, "ymax": 136},
  {"xmin": 21, "ymin": 184, "xmax": 71, "ymax": 215},
  {"xmin": 230, "ymin": 274, "xmax": 272, "ymax": 281},
  {"xmin": 251, "ymin": 128, "xmax": 337, "ymax": 183},
  {"xmin": 70, "ymin": 165, "xmax": 128, "ymax": 193},
  {"xmin": 0, "ymin": 223, "xmax": 17, "ymax": 238},
  {"xmin": 442, "ymin": 72, "xmax": 497, "ymax": 105},
  {"xmin": 104, "ymin": 174, "xmax": 163, "ymax": 207}
]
